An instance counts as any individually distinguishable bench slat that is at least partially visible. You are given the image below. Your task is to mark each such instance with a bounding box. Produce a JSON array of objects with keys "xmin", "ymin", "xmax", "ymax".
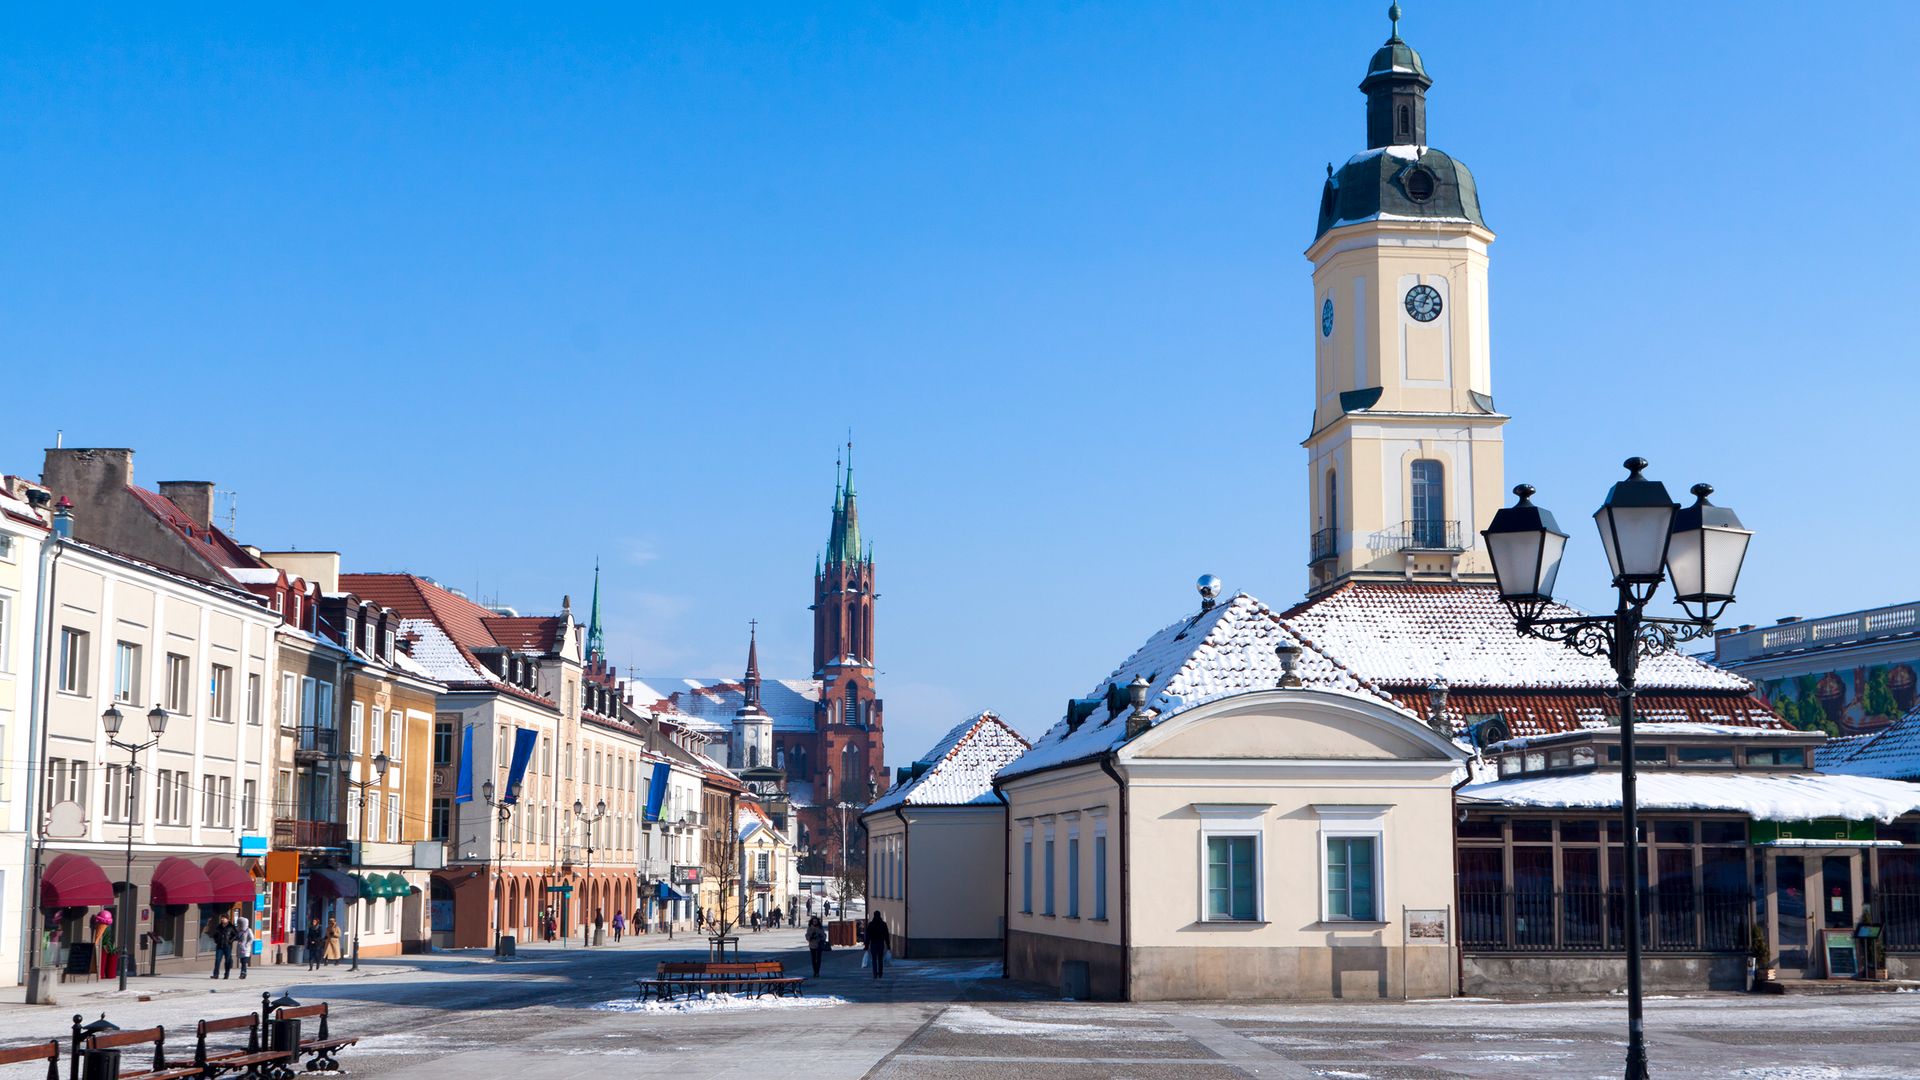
[{"xmin": 0, "ymin": 1040, "xmax": 58, "ymax": 1066}]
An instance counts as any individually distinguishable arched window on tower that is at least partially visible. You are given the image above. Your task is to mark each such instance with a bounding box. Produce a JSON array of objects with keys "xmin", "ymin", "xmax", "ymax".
[
  {"xmin": 1398, "ymin": 105, "xmax": 1411, "ymax": 139},
  {"xmin": 794, "ymin": 745, "xmax": 808, "ymax": 779},
  {"xmin": 749, "ymin": 745, "xmax": 759, "ymax": 768},
  {"xmin": 843, "ymin": 681, "xmax": 860, "ymax": 725},
  {"xmin": 1410, "ymin": 459, "xmax": 1445, "ymax": 548}
]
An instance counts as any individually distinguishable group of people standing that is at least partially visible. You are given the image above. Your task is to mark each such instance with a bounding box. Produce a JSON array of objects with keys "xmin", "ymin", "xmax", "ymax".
[
  {"xmin": 804, "ymin": 911, "xmax": 890, "ymax": 979},
  {"xmin": 207, "ymin": 909, "xmax": 256, "ymax": 979}
]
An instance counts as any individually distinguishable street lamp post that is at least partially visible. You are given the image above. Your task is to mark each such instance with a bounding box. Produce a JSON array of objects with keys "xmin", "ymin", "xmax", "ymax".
[
  {"xmin": 480, "ymin": 778, "xmax": 520, "ymax": 955},
  {"xmin": 101, "ymin": 704, "xmax": 168, "ymax": 992},
  {"xmin": 1482, "ymin": 459, "xmax": 1751, "ymax": 1080},
  {"xmin": 573, "ymin": 798, "xmax": 606, "ymax": 946},
  {"xmin": 344, "ymin": 751, "xmax": 390, "ymax": 971}
]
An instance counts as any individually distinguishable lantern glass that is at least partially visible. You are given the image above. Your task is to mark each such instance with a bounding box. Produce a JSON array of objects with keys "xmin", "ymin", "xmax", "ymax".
[
  {"xmin": 371, "ymin": 752, "xmax": 390, "ymax": 782},
  {"xmin": 101, "ymin": 705, "xmax": 125, "ymax": 737},
  {"xmin": 1667, "ymin": 484, "xmax": 1752, "ymax": 620},
  {"xmin": 1592, "ymin": 458, "xmax": 1677, "ymax": 584},
  {"xmin": 1481, "ymin": 484, "xmax": 1568, "ymax": 606},
  {"xmin": 146, "ymin": 705, "xmax": 169, "ymax": 737}
]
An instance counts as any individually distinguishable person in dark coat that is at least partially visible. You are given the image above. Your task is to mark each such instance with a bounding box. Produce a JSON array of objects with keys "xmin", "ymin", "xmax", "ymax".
[
  {"xmin": 305, "ymin": 914, "xmax": 324, "ymax": 971},
  {"xmin": 805, "ymin": 916, "xmax": 828, "ymax": 977},
  {"xmin": 209, "ymin": 915, "xmax": 235, "ymax": 979},
  {"xmin": 865, "ymin": 912, "xmax": 890, "ymax": 979}
]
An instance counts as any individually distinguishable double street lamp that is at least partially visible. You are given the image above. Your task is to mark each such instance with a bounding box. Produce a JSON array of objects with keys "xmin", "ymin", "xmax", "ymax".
[
  {"xmin": 1483, "ymin": 457, "xmax": 1752, "ymax": 1080},
  {"xmin": 572, "ymin": 798, "xmax": 606, "ymax": 945},
  {"xmin": 480, "ymin": 778, "xmax": 520, "ymax": 954},
  {"xmin": 344, "ymin": 751, "xmax": 390, "ymax": 971},
  {"xmin": 101, "ymin": 703, "xmax": 168, "ymax": 992}
]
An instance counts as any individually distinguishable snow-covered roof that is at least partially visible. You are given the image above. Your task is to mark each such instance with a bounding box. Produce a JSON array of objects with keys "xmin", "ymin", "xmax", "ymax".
[
  {"xmin": 1460, "ymin": 770, "xmax": 1920, "ymax": 823},
  {"xmin": 1485, "ymin": 723, "xmax": 1810, "ymax": 754},
  {"xmin": 1818, "ymin": 705, "xmax": 1920, "ymax": 782},
  {"xmin": 637, "ymin": 676, "xmax": 821, "ymax": 734},
  {"xmin": 1284, "ymin": 583, "xmax": 1756, "ymax": 693},
  {"xmin": 226, "ymin": 567, "xmax": 285, "ymax": 586},
  {"xmin": 396, "ymin": 618, "xmax": 485, "ymax": 684},
  {"xmin": 867, "ymin": 711, "xmax": 1030, "ymax": 814},
  {"xmin": 1000, "ymin": 592, "xmax": 1404, "ymax": 782}
]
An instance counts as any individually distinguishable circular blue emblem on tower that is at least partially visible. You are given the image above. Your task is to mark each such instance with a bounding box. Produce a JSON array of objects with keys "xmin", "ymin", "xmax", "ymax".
[{"xmin": 1321, "ymin": 298, "xmax": 1334, "ymax": 337}]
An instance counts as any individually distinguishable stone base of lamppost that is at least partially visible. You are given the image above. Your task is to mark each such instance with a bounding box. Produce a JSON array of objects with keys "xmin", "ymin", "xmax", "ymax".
[{"xmin": 24, "ymin": 966, "xmax": 56, "ymax": 1005}]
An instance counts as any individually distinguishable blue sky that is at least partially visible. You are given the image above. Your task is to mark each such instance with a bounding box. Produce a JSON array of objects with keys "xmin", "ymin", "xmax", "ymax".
[{"xmin": 2, "ymin": 3, "xmax": 1914, "ymax": 763}]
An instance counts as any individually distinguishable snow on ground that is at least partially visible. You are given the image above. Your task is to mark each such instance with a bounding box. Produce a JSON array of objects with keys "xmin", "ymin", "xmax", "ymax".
[
  {"xmin": 889, "ymin": 959, "xmax": 1002, "ymax": 982},
  {"xmin": 934, "ymin": 1004, "xmax": 1183, "ymax": 1041},
  {"xmin": 592, "ymin": 993, "xmax": 848, "ymax": 1014}
]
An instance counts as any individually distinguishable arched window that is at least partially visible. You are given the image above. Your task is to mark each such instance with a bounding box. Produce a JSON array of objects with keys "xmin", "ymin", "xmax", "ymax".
[
  {"xmin": 1398, "ymin": 105, "xmax": 1411, "ymax": 139},
  {"xmin": 843, "ymin": 682, "xmax": 860, "ymax": 725},
  {"xmin": 1411, "ymin": 459, "xmax": 1445, "ymax": 547},
  {"xmin": 748, "ymin": 745, "xmax": 759, "ymax": 769},
  {"xmin": 774, "ymin": 745, "xmax": 785, "ymax": 770},
  {"xmin": 1326, "ymin": 470, "xmax": 1339, "ymax": 531}
]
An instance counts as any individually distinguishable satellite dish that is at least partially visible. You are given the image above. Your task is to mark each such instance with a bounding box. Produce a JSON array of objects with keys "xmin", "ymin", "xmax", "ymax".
[{"xmin": 46, "ymin": 800, "xmax": 88, "ymax": 840}]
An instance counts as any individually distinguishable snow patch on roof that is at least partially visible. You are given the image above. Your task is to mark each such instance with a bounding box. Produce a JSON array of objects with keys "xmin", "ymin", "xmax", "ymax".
[
  {"xmin": 398, "ymin": 619, "xmax": 483, "ymax": 684},
  {"xmin": 1485, "ymin": 723, "xmax": 1805, "ymax": 753},
  {"xmin": 1461, "ymin": 770, "xmax": 1920, "ymax": 823},
  {"xmin": 868, "ymin": 712, "xmax": 1030, "ymax": 813},
  {"xmin": 638, "ymin": 676, "xmax": 821, "ymax": 733}
]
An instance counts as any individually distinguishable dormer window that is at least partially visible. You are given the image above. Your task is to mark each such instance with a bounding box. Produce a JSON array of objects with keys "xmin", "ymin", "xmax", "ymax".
[
  {"xmin": 344, "ymin": 618, "xmax": 357, "ymax": 652},
  {"xmin": 383, "ymin": 627, "xmax": 395, "ymax": 660}
]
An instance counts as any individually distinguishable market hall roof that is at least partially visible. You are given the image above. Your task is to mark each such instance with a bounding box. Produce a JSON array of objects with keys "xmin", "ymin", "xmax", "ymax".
[
  {"xmin": 1461, "ymin": 769, "xmax": 1920, "ymax": 825},
  {"xmin": 1280, "ymin": 582, "xmax": 1778, "ymax": 737},
  {"xmin": 867, "ymin": 711, "xmax": 1030, "ymax": 813},
  {"xmin": 1818, "ymin": 703, "xmax": 1920, "ymax": 782},
  {"xmin": 999, "ymin": 591, "xmax": 1403, "ymax": 782}
]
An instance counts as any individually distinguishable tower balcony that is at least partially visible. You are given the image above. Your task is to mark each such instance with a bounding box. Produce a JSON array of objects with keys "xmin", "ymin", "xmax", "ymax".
[
  {"xmin": 1383, "ymin": 518, "xmax": 1466, "ymax": 553},
  {"xmin": 1309, "ymin": 528, "xmax": 1339, "ymax": 566}
]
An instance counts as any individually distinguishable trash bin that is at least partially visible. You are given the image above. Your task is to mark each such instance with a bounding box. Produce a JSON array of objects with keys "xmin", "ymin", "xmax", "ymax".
[{"xmin": 81, "ymin": 1048, "xmax": 121, "ymax": 1080}]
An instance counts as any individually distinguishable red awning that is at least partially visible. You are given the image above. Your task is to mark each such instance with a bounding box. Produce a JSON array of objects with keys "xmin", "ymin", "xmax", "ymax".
[
  {"xmin": 201, "ymin": 860, "xmax": 259, "ymax": 904},
  {"xmin": 40, "ymin": 854, "xmax": 114, "ymax": 909},
  {"xmin": 150, "ymin": 857, "xmax": 216, "ymax": 905}
]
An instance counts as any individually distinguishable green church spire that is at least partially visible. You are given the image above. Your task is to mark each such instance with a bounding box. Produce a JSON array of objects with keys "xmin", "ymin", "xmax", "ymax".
[{"xmin": 584, "ymin": 560, "xmax": 605, "ymax": 665}]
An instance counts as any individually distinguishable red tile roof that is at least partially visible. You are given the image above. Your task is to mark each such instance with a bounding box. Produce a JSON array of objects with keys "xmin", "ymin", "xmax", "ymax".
[
  {"xmin": 125, "ymin": 485, "xmax": 260, "ymax": 574},
  {"xmin": 341, "ymin": 572, "xmax": 564, "ymax": 709}
]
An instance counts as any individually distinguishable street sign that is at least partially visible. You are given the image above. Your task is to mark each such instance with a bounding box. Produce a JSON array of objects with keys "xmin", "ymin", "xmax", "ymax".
[
  {"xmin": 546, "ymin": 884, "xmax": 573, "ymax": 894},
  {"xmin": 237, "ymin": 835, "xmax": 269, "ymax": 857}
]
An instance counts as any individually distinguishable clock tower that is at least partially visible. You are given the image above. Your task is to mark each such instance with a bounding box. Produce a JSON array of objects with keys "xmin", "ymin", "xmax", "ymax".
[{"xmin": 1304, "ymin": 4, "xmax": 1508, "ymax": 596}]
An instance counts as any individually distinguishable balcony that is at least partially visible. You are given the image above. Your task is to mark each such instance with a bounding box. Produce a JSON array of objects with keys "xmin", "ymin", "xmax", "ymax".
[
  {"xmin": 1382, "ymin": 518, "xmax": 1466, "ymax": 554},
  {"xmin": 1715, "ymin": 601, "xmax": 1920, "ymax": 664},
  {"xmin": 1309, "ymin": 528, "xmax": 1338, "ymax": 565},
  {"xmin": 274, "ymin": 817, "xmax": 347, "ymax": 850},
  {"xmin": 294, "ymin": 725, "xmax": 340, "ymax": 762}
]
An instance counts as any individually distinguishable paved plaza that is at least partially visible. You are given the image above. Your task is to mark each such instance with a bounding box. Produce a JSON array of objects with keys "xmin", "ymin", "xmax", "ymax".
[{"xmin": 3, "ymin": 929, "xmax": 1917, "ymax": 1078}]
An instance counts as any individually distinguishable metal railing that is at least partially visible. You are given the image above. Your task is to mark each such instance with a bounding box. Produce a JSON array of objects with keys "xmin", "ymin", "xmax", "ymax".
[
  {"xmin": 1310, "ymin": 528, "xmax": 1338, "ymax": 564},
  {"xmin": 1884, "ymin": 890, "xmax": 1920, "ymax": 952},
  {"xmin": 295, "ymin": 725, "xmax": 340, "ymax": 757},
  {"xmin": 1383, "ymin": 518, "xmax": 1466, "ymax": 553},
  {"xmin": 274, "ymin": 817, "xmax": 347, "ymax": 849},
  {"xmin": 1461, "ymin": 888, "xmax": 1750, "ymax": 953}
]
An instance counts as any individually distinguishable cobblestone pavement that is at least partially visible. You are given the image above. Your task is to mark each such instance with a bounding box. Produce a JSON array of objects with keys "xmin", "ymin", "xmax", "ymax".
[{"xmin": 4, "ymin": 933, "xmax": 1917, "ymax": 1078}]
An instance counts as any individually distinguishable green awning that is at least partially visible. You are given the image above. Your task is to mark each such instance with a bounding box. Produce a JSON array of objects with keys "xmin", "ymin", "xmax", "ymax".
[{"xmin": 382, "ymin": 872, "xmax": 410, "ymax": 897}]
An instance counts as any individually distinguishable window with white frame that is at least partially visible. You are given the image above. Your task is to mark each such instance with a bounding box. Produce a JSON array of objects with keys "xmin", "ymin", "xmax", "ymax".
[
  {"xmin": 1042, "ymin": 822, "xmax": 1056, "ymax": 916},
  {"xmin": 370, "ymin": 707, "xmax": 383, "ymax": 754},
  {"xmin": 347, "ymin": 790, "xmax": 361, "ymax": 838},
  {"xmin": 1066, "ymin": 821, "xmax": 1081, "ymax": 918},
  {"xmin": 1020, "ymin": 825, "xmax": 1033, "ymax": 914},
  {"xmin": 387, "ymin": 793, "xmax": 400, "ymax": 842},
  {"xmin": 1315, "ymin": 805, "xmax": 1388, "ymax": 923},
  {"xmin": 0, "ymin": 594, "xmax": 10, "ymax": 672},
  {"xmin": 350, "ymin": 702, "xmax": 364, "ymax": 754},
  {"xmin": 58, "ymin": 628, "xmax": 89, "ymax": 694},
  {"xmin": 217, "ymin": 776, "xmax": 232, "ymax": 828},
  {"xmin": 369, "ymin": 790, "xmax": 383, "ymax": 841},
  {"xmin": 242, "ymin": 779, "xmax": 257, "ymax": 830},
  {"xmin": 209, "ymin": 663, "xmax": 233, "ymax": 721},
  {"xmin": 247, "ymin": 673, "xmax": 262, "ymax": 725},
  {"xmin": 202, "ymin": 773, "xmax": 218, "ymax": 825},
  {"xmin": 1093, "ymin": 817, "xmax": 1109, "ymax": 920},
  {"xmin": 390, "ymin": 711, "xmax": 404, "ymax": 759},
  {"xmin": 280, "ymin": 673, "xmax": 296, "ymax": 728},
  {"xmin": 1197, "ymin": 803, "xmax": 1270, "ymax": 923},
  {"xmin": 114, "ymin": 641, "xmax": 140, "ymax": 702},
  {"xmin": 164, "ymin": 653, "xmax": 192, "ymax": 713}
]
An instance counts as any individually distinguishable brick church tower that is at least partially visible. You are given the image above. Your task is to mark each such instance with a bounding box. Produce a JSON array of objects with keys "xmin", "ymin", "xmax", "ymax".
[{"xmin": 811, "ymin": 449, "xmax": 884, "ymax": 812}]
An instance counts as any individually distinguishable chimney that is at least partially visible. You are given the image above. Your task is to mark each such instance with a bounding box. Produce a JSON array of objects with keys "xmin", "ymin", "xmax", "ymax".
[
  {"xmin": 40, "ymin": 448, "xmax": 136, "ymax": 539},
  {"xmin": 157, "ymin": 481, "xmax": 216, "ymax": 530},
  {"xmin": 52, "ymin": 496, "xmax": 74, "ymax": 539}
]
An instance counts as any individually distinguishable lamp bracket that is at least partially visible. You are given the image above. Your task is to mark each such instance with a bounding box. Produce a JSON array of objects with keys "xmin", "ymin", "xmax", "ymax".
[{"xmin": 1515, "ymin": 613, "xmax": 1712, "ymax": 661}]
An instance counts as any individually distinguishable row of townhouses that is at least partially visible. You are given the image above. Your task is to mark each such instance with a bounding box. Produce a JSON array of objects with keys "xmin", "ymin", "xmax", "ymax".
[{"xmin": 1, "ymin": 446, "xmax": 810, "ymax": 997}]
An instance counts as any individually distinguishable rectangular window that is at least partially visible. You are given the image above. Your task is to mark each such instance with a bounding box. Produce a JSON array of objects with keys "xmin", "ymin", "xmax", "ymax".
[
  {"xmin": 370, "ymin": 707, "xmax": 384, "ymax": 754},
  {"xmin": 1325, "ymin": 836, "xmax": 1378, "ymax": 921},
  {"xmin": 1067, "ymin": 833, "xmax": 1081, "ymax": 918},
  {"xmin": 1206, "ymin": 836, "xmax": 1258, "ymax": 921},
  {"xmin": 350, "ymin": 702, "xmax": 364, "ymax": 754},
  {"xmin": 316, "ymin": 682, "xmax": 334, "ymax": 729},
  {"xmin": 1021, "ymin": 831, "xmax": 1033, "ymax": 914},
  {"xmin": 433, "ymin": 721, "xmax": 455, "ymax": 766},
  {"xmin": 242, "ymin": 779, "xmax": 257, "ymax": 830},
  {"xmin": 165, "ymin": 653, "xmax": 192, "ymax": 713},
  {"xmin": 104, "ymin": 763, "xmax": 137, "ymax": 823},
  {"xmin": 45, "ymin": 759, "xmax": 68, "ymax": 815},
  {"xmin": 1043, "ymin": 827, "xmax": 1056, "ymax": 916},
  {"xmin": 431, "ymin": 797, "xmax": 451, "ymax": 840},
  {"xmin": 347, "ymin": 790, "xmax": 361, "ymax": 839},
  {"xmin": 202, "ymin": 774, "xmax": 218, "ymax": 825},
  {"xmin": 58, "ymin": 628, "xmax": 89, "ymax": 694},
  {"xmin": 281, "ymin": 673, "xmax": 296, "ymax": 728},
  {"xmin": 114, "ymin": 641, "xmax": 141, "ymax": 702},
  {"xmin": 209, "ymin": 663, "xmax": 232, "ymax": 721},
  {"xmin": 218, "ymin": 776, "xmax": 232, "ymax": 828},
  {"xmin": 390, "ymin": 711, "xmax": 404, "ymax": 759},
  {"xmin": 1093, "ymin": 829, "xmax": 1108, "ymax": 920},
  {"xmin": 387, "ymin": 793, "xmax": 400, "ymax": 842},
  {"xmin": 247, "ymin": 673, "xmax": 262, "ymax": 725},
  {"xmin": 0, "ymin": 594, "xmax": 9, "ymax": 672},
  {"xmin": 0, "ymin": 712, "xmax": 7, "ymax": 802}
]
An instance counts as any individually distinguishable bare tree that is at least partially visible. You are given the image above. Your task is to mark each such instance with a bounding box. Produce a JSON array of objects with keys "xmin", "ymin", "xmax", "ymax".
[{"xmin": 704, "ymin": 792, "xmax": 742, "ymax": 944}]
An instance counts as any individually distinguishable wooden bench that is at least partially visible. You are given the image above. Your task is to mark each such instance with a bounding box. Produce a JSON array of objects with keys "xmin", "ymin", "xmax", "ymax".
[
  {"xmin": 81, "ymin": 1028, "xmax": 201, "ymax": 1080},
  {"xmin": 193, "ymin": 1014, "xmax": 291, "ymax": 1079},
  {"xmin": 635, "ymin": 960, "xmax": 803, "ymax": 1002},
  {"xmin": 268, "ymin": 1002, "xmax": 355, "ymax": 1073},
  {"xmin": 0, "ymin": 1040, "xmax": 58, "ymax": 1080}
]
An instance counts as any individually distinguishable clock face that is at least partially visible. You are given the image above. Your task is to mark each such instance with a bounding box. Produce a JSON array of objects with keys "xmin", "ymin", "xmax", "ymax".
[
  {"xmin": 1404, "ymin": 284, "xmax": 1443, "ymax": 322},
  {"xmin": 1320, "ymin": 298, "xmax": 1334, "ymax": 337}
]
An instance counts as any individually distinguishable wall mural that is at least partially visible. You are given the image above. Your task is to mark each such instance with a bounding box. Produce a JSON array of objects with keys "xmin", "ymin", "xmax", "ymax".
[{"xmin": 1761, "ymin": 663, "xmax": 1916, "ymax": 735}]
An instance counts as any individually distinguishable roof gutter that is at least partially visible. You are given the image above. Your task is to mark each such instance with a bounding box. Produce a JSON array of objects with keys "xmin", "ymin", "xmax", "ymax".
[
  {"xmin": 990, "ymin": 782, "xmax": 1011, "ymax": 981},
  {"xmin": 1450, "ymin": 753, "xmax": 1474, "ymax": 998},
  {"xmin": 1097, "ymin": 751, "xmax": 1131, "ymax": 1002}
]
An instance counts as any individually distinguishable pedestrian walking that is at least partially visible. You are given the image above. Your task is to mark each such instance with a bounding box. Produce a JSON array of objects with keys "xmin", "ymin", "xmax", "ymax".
[
  {"xmin": 865, "ymin": 912, "xmax": 890, "ymax": 979},
  {"xmin": 234, "ymin": 910, "xmax": 252, "ymax": 979},
  {"xmin": 611, "ymin": 910, "xmax": 625, "ymax": 942},
  {"xmin": 750, "ymin": 910, "xmax": 762, "ymax": 932},
  {"xmin": 805, "ymin": 916, "xmax": 828, "ymax": 977},
  {"xmin": 770, "ymin": 905, "xmax": 782, "ymax": 929},
  {"xmin": 789, "ymin": 907, "xmax": 798, "ymax": 928},
  {"xmin": 305, "ymin": 914, "xmax": 324, "ymax": 971},
  {"xmin": 323, "ymin": 917, "xmax": 342, "ymax": 965},
  {"xmin": 209, "ymin": 914, "xmax": 235, "ymax": 979},
  {"xmin": 593, "ymin": 908, "xmax": 605, "ymax": 944}
]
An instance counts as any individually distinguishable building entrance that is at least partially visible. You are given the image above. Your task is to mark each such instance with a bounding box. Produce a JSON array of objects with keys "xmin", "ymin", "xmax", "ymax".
[{"xmin": 1767, "ymin": 851, "xmax": 1862, "ymax": 978}]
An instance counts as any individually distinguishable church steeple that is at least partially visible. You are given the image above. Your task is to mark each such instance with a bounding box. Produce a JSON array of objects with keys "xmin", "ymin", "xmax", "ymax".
[
  {"xmin": 584, "ymin": 560, "xmax": 605, "ymax": 665},
  {"xmin": 744, "ymin": 619, "xmax": 762, "ymax": 708},
  {"xmin": 1362, "ymin": 3, "xmax": 1431, "ymax": 148}
]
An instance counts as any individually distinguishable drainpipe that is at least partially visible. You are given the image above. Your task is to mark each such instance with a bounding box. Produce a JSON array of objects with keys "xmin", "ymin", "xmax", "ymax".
[
  {"xmin": 892, "ymin": 805, "xmax": 909, "ymax": 955},
  {"xmin": 991, "ymin": 782, "xmax": 1010, "ymax": 979},
  {"xmin": 1097, "ymin": 753, "xmax": 1130, "ymax": 1003},
  {"xmin": 1450, "ymin": 749, "xmax": 1474, "ymax": 999},
  {"xmin": 21, "ymin": 512, "xmax": 65, "ymax": 1000}
]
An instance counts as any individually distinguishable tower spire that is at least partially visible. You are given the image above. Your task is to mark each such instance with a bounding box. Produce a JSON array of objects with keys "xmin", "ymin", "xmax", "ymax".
[
  {"xmin": 744, "ymin": 618, "xmax": 762, "ymax": 708},
  {"xmin": 584, "ymin": 559, "xmax": 605, "ymax": 666}
]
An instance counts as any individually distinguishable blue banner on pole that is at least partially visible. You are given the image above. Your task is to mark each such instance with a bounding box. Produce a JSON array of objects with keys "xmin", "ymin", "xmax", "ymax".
[
  {"xmin": 504, "ymin": 728, "xmax": 538, "ymax": 803},
  {"xmin": 454, "ymin": 724, "xmax": 475, "ymax": 804},
  {"xmin": 644, "ymin": 762, "xmax": 670, "ymax": 822}
]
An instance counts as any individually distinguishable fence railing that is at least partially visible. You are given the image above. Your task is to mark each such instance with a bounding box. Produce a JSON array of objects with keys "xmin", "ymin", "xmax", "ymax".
[
  {"xmin": 1461, "ymin": 888, "xmax": 1750, "ymax": 953},
  {"xmin": 1884, "ymin": 890, "xmax": 1920, "ymax": 952},
  {"xmin": 1381, "ymin": 518, "xmax": 1466, "ymax": 553},
  {"xmin": 1310, "ymin": 528, "xmax": 1338, "ymax": 564}
]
